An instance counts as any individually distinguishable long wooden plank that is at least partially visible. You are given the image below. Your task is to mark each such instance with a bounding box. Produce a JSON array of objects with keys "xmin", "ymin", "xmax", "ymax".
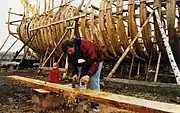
[{"xmin": 8, "ymin": 75, "xmax": 180, "ymax": 113}]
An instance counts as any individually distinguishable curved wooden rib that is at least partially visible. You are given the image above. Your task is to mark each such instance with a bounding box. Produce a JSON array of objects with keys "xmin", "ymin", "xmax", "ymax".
[
  {"xmin": 116, "ymin": 0, "xmax": 134, "ymax": 57},
  {"xmin": 128, "ymin": 0, "xmax": 146, "ymax": 58},
  {"xmin": 106, "ymin": 0, "xmax": 121, "ymax": 57},
  {"xmin": 140, "ymin": 0, "xmax": 155, "ymax": 56},
  {"xmin": 166, "ymin": 0, "xmax": 180, "ymax": 67}
]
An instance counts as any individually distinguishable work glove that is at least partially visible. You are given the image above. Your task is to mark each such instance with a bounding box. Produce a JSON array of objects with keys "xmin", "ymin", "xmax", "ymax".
[
  {"xmin": 81, "ymin": 75, "xmax": 90, "ymax": 84},
  {"xmin": 72, "ymin": 74, "xmax": 78, "ymax": 82}
]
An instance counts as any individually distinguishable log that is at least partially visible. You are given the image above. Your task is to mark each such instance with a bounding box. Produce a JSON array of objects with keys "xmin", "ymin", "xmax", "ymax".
[{"xmin": 7, "ymin": 75, "xmax": 180, "ymax": 113}]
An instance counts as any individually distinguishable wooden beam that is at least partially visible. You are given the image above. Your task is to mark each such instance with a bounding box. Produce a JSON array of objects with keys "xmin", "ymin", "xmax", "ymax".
[
  {"xmin": 104, "ymin": 77, "xmax": 180, "ymax": 88},
  {"xmin": 7, "ymin": 75, "xmax": 180, "ymax": 113},
  {"xmin": 30, "ymin": 14, "xmax": 86, "ymax": 31}
]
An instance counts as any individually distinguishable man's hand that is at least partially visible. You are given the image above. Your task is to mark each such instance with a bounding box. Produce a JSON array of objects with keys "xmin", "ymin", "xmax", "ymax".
[
  {"xmin": 81, "ymin": 75, "xmax": 90, "ymax": 84},
  {"xmin": 72, "ymin": 74, "xmax": 78, "ymax": 82}
]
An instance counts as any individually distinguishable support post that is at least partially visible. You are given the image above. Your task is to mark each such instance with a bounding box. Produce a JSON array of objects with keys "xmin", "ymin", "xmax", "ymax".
[
  {"xmin": 107, "ymin": 12, "xmax": 153, "ymax": 78},
  {"xmin": 145, "ymin": 54, "xmax": 152, "ymax": 81},
  {"xmin": 137, "ymin": 61, "xmax": 140, "ymax": 76},
  {"xmin": 154, "ymin": 52, "xmax": 161, "ymax": 82},
  {"xmin": 128, "ymin": 54, "xmax": 135, "ymax": 79}
]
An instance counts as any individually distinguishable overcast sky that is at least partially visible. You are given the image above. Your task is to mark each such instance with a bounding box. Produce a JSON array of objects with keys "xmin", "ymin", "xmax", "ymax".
[
  {"xmin": 0, "ymin": 0, "xmax": 24, "ymax": 52},
  {"xmin": 0, "ymin": 0, "xmax": 99, "ymax": 52}
]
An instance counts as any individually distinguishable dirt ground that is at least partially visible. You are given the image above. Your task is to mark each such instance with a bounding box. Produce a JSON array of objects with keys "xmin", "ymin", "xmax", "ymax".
[
  {"xmin": 0, "ymin": 69, "xmax": 133, "ymax": 113},
  {"xmin": 0, "ymin": 69, "xmax": 180, "ymax": 113}
]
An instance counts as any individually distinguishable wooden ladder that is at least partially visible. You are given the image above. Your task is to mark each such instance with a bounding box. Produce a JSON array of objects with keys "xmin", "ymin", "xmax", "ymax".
[{"xmin": 154, "ymin": 9, "xmax": 180, "ymax": 84}]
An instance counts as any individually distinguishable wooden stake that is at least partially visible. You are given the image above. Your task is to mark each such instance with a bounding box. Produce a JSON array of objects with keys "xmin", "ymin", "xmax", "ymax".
[
  {"xmin": 154, "ymin": 52, "xmax": 161, "ymax": 82},
  {"xmin": 107, "ymin": 12, "xmax": 153, "ymax": 78},
  {"xmin": 44, "ymin": 0, "xmax": 47, "ymax": 12},
  {"xmin": 48, "ymin": 0, "xmax": 51, "ymax": 10},
  {"xmin": 145, "ymin": 54, "xmax": 152, "ymax": 81},
  {"xmin": 128, "ymin": 54, "xmax": 135, "ymax": 79},
  {"xmin": 52, "ymin": 0, "xmax": 54, "ymax": 9}
]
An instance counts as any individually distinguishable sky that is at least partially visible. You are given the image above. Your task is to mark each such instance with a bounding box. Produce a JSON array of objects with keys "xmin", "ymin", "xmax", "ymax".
[{"xmin": 0, "ymin": 0, "xmax": 24, "ymax": 52}]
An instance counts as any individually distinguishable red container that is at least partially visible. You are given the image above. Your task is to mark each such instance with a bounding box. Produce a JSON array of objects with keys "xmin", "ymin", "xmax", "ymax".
[{"xmin": 48, "ymin": 65, "xmax": 61, "ymax": 83}]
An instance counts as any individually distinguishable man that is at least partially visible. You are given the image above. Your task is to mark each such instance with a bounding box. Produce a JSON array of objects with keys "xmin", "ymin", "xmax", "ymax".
[{"xmin": 61, "ymin": 38, "xmax": 108, "ymax": 112}]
